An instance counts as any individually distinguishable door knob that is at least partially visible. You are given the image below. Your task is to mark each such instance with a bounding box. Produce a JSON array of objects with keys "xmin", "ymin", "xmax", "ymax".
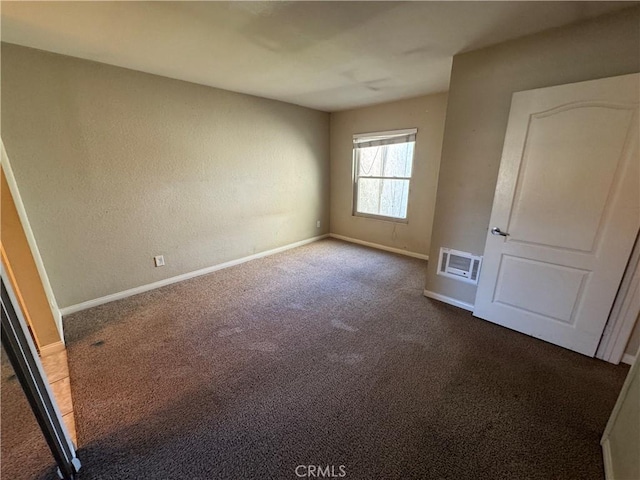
[{"xmin": 491, "ymin": 227, "xmax": 510, "ymax": 237}]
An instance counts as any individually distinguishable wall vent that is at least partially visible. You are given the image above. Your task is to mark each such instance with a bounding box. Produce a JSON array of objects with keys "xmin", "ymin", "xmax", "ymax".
[{"xmin": 437, "ymin": 248, "xmax": 483, "ymax": 285}]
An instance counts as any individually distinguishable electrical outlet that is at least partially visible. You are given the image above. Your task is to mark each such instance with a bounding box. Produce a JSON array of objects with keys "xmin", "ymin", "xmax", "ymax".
[
  {"xmin": 154, "ymin": 255, "xmax": 165, "ymax": 267},
  {"xmin": 317, "ymin": 220, "xmax": 321, "ymax": 228}
]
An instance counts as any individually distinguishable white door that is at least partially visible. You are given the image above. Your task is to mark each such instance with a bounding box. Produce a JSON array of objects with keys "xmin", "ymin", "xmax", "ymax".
[{"xmin": 474, "ymin": 74, "xmax": 639, "ymax": 357}]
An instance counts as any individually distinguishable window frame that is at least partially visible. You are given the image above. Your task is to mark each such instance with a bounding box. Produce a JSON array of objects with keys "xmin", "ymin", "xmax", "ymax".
[{"xmin": 351, "ymin": 128, "xmax": 417, "ymax": 223}]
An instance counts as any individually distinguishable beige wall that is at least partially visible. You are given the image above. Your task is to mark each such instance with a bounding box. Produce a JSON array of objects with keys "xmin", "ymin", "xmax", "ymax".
[
  {"xmin": 425, "ymin": 7, "xmax": 640, "ymax": 305},
  {"xmin": 1, "ymin": 43, "xmax": 330, "ymax": 308},
  {"xmin": 330, "ymin": 93, "xmax": 448, "ymax": 256}
]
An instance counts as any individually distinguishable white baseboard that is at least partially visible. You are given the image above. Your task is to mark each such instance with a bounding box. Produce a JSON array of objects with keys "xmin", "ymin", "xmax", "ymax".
[
  {"xmin": 53, "ymin": 309, "xmax": 65, "ymax": 346},
  {"xmin": 423, "ymin": 289, "xmax": 474, "ymax": 312},
  {"xmin": 601, "ymin": 439, "xmax": 613, "ymax": 480},
  {"xmin": 329, "ymin": 233, "xmax": 429, "ymax": 261},
  {"xmin": 61, "ymin": 234, "xmax": 329, "ymax": 316},
  {"xmin": 621, "ymin": 353, "xmax": 637, "ymax": 366}
]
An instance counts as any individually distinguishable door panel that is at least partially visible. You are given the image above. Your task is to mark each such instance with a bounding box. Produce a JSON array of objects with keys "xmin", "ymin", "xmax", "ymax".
[
  {"xmin": 493, "ymin": 256, "xmax": 588, "ymax": 324},
  {"xmin": 474, "ymin": 74, "xmax": 639, "ymax": 357},
  {"xmin": 509, "ymin": 105, "xmax": 634, "ymax": 252}
]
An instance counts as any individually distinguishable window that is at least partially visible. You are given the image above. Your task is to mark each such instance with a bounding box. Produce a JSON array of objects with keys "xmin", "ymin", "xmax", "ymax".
[{"xmin": 352, "ymin": 128, "xmax": 416, "ymax": 221}]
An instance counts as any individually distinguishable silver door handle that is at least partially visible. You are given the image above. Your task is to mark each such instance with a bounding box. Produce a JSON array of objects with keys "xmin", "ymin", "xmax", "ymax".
[{"xmin": 491, "ymin": 227, "xmax": 510, "ymax": 236}]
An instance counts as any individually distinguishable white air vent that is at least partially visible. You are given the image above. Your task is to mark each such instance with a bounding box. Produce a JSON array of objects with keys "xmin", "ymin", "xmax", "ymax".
[{"xmin": 437, "ymin": 248, "xmax": 483, "ymax": 285}]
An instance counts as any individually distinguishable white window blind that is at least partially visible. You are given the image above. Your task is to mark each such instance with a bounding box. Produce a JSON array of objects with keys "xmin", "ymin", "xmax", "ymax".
[
  {"xmin": 352, "ymin": 128, "xmax": 417, "ymax": 149},
  {"xmin": 352, "ymin": 128, "xmax": 417, "ymax": 221}
]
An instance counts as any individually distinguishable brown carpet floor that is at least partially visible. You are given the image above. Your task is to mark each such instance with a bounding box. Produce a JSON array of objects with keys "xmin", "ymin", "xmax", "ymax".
[{"xmin": 64, "ymin": 239, "xmax": 628, "ymax": 480}]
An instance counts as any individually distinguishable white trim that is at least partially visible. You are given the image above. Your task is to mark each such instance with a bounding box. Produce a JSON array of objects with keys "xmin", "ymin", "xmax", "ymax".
[
  {"xmin": 597, "ymin": 232, "xmax": 640, "ymax": 364},
  {"xmin": 1, "ymin": 141, "xmax": 65, "ymax": 343},
  {"xmin": 601, "ymin": 438, "xmax": 614, "ymax": 480},
  {"xmin": 621, "ymin": 353, "xmax": 637, "ymax": 366},
  {"xmin": 329, "ymin": 234, "xmax": 428, "ymax": 260},
  {"xmin": 61, "ymin": 234, "xmax": 329, "ymax": 316},
  {"xmin": 423, "ymin": 289, "xmax": 474, "ymax": 312}
]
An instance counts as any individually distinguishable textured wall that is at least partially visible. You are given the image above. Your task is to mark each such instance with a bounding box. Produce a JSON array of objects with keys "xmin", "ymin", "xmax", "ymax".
[
  {"xmin": 330, "ymin": 93, "xmax": 448, "ymax": 256},
  {"xmin": 1, "ymin": 43, "xmax": 330, "ymax": 308},
  {"xmin": 425, "ymin": 7, "xmax": 640, "ymax": 306}
]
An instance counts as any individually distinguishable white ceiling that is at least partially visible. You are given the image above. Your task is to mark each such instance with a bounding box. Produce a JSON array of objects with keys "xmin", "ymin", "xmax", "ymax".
[{"xmin": 0, "ymin": 1, "xmax": 634, "ymax": 112}]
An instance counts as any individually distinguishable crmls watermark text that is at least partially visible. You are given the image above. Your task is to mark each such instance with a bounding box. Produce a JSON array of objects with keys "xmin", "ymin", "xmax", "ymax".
[{"xmin": 295, "ymin": 465, "xmax": 347, "ymax": 478}]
